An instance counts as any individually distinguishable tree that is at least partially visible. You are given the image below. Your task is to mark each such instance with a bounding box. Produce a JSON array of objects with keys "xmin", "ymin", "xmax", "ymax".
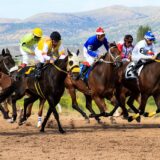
[{"xmin": 136, "ymin": 25, "xmax": 152, "ymax": 42}]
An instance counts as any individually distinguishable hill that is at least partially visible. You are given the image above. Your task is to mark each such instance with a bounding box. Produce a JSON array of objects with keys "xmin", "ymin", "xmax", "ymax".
[{"xmin": 0, "ymin": 5, "xmax": 160, "ymax": 49}]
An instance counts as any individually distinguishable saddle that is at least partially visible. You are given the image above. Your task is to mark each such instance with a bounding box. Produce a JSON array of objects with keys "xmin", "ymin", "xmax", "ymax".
[
  {"xmin": 17, "ymin": 66, "xmax": 35, "ymax": 78},
  {"xmin": 16, "ymin": 64, "xmax": 49, "ymax": 79},
  {"xmin": 125, "ymin": 60, "xmax": 154, "ymax": 79}
]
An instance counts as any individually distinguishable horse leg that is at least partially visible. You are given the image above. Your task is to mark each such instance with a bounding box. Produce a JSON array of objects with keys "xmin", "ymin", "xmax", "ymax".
[
  {"xmin": 37, "ymin": 99, "xmax": 46, "ymax": 128},
  {"xmin": 91, "ymin": 95, "xmax": 109, "ymax": 118},
  {"xmin": 154, "ymin": 94, "xmax": 160, "ymax": 115},
  {"xmin": 0, "ymin": 104, "xmax": 10, "ymax": 119},
  {"xmin": 1, "ymin": 100, "xmax": 10, "ymax": 119},
  {"xmin": 139, "ymin": 94, "xmax": 149, "ymax": 116},
  {"xmin": 52, "ymin": 106, "xmax": 65, "ymax": 134},
  {"xmin": 127, "ymin": 95, "xmax": 139, "ymax": 114},
  {"xmin": 115, "ymin": 91, "xmax": 129, "ymax": 120},
  {"xmin": 19, "ymin": 96, "xmax": 38, "ymax": 125},
  {"xmin": 68, "ymin": 88, "xmax": 89, "ymax": 121},
  {"xmin": 3, "ymin": 100, "xmax": 10, "ymax": 115},
  {"xmin": 85, "ymin": 95, "xmax": 101, "ymax": 123},
  {"xmin": 26, "ymin": 103, "xmax": 33, "ymax": 118},
  {"xmin": 127, "ymin": 95, "xmax": 141, "ymax": 122},
  {"xmin": 40, "ymin": 106, "xmax": 52, "ymax": 132}
]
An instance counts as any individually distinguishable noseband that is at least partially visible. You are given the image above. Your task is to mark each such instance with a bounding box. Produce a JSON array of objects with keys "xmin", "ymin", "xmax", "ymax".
[
  {"xmin": 2, "ymin": 59, "xmax": 18, "ymax": 75},
  {"xmin": 99, "ymin": 46, "xmax": 121, "ymax": 64}
]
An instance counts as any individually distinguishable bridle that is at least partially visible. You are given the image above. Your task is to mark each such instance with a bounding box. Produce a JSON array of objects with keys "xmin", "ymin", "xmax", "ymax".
[
  {"xmin": 99, "ymin": 46, "xmax": 121, "ymax": 64},
  {"xmin": 1, "ymin": 58, "xmax": 18, "ymax": 75}
]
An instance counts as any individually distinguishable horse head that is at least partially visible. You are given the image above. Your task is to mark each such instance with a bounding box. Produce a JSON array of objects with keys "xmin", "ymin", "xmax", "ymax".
[
  {"xmin": 108, "ymin": 42, "xmax": 122, "ymax": 68},
  {"xmin": 67, "ymin": 49, "xmax": 80, "ymax": 80},
  {"xmin": 0, "ymin": 48, "xmax": 18, "ymax": 75}
]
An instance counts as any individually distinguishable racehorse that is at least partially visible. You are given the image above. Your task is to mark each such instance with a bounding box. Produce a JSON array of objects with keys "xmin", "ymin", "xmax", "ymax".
[
  {"xmin": 0, "ymin": 49, "xmax": 80, "ymax": 133},
  {"xmin": 0, "ymin": 49, "xmax": 46, "ymax": 124},
  {"xmin": 119, "ymin": 54, "xmax": 160, "ymax": 121},
  {"xmin": 0, "ymin": 48, "xmax": 18, "ymax": 120},
  {"xmin": 67, "ymin": 42, "xmax": 128, "ymax": 120},
  {"xmin": 87, "ymin": 42, "xmax": 127, "ymax": 118}
]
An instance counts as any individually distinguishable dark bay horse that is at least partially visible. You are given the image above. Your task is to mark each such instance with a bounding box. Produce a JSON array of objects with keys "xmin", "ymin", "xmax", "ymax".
[
  {"xmin": 0, "ymin": 50, "xmax": 81, "ymax": 133},
  {"xmin": 0, "ymin": 48, "xmax": 18, "ymax": 120},
  {"xmin": 120, "ymin": 56, "xmax": 160, "ymax": 120},
  {"xmin": 0, "ymin": 48, "xmax": 45, "ymax": 123}
]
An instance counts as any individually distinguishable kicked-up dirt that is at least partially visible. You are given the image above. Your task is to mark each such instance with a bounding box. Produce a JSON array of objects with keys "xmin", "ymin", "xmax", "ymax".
[{"xmin": 0, "ymin": 112, "xmax": 160, "ymax": 160}]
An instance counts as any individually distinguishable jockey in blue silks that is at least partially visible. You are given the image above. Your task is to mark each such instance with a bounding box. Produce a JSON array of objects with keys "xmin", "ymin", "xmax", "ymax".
[{"xmin": 81, "ymin": 27, "xmax": 109, "ymax": 80}]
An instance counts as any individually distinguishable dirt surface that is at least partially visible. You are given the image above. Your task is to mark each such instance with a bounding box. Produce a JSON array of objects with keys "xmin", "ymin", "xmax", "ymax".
[{"xmin": 0, "ymin": 112, "xmax": 160, "ymax": 160}]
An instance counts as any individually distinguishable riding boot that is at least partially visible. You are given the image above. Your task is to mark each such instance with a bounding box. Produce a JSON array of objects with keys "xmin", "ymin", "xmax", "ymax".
[
  {"xmin": 81, "ymin": 65, "xmax": 90, "ymax": 80},
  {"xmin": 35, "ymin": 63, "xmax": 43, "ymax": 78},
  {"xmin": 133, "ymin": 60, "xmax": 143, "ymax": 76}
]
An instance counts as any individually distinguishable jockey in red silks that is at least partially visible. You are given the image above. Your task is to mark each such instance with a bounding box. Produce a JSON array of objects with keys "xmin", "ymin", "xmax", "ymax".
[
  {"xmin": 81, "ymin": 27, "xmax": 109, "ymax": 80},
  {"xmin": 117, "ymin": 34, "xmax": 134, "ymax": 62}
]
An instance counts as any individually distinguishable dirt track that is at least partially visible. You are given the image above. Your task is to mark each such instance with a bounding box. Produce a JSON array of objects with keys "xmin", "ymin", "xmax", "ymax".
[{"xmin": 0, "ymin": 113, "xmax": 160, "ymax": 160}]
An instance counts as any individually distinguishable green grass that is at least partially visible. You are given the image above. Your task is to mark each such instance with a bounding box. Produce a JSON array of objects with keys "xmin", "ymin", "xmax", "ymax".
[{"xmin": 16, "ymin": 90, "xmax": 157, "ymax": 114}]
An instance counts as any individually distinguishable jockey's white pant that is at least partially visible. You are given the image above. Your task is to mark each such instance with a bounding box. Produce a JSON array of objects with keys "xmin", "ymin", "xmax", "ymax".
[
  {"xmin": 83, "ymin": 47, "xmax": 100, "ymax": 66},
  {"xmin": 35, "ymin": 48, "xmax": 51, "ymax": 63},
  {"xmin": 20, "ymin": 47, "xmax": 35, "ymax": 65}
]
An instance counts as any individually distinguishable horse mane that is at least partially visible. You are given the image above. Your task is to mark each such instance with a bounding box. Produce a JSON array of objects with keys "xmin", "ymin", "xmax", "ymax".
[{"xmin": 109, "ymin": 41, "xmax": 117, "ymax": 48}]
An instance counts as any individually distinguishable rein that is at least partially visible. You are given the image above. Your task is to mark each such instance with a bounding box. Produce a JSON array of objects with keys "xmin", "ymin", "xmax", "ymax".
[
  {"xmin": 2, "ymin": 60, "xmax": 18, "ymax": 75},
  {"xmin": 52, "ymin": 63, "xmax": 68, "ymax": 74},
  {"xmin": 98, "ymin": 46, "xmax": 121, "ymax": 64}
]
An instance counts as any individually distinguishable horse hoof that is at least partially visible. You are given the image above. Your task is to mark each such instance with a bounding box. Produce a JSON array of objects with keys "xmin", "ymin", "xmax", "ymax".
[
  {"xmin": 89, "ymin": 114, "xmax": 95, "ymax": 118},
  {"xmin": 136, "ymin": 116, "xmax": 141, "ymax": 123},
  {"xmin": 40, "ymin": 129, "xmax": 45, "ymax": 132},
  {"xmin": 60, "ymin": 130, "xmax": 66, "ymax": 134},
  {"xmin": 128, "ymin": 116, "xmax": 133, "ymax": 122},
  {"xmin": 7, "ymin": 118, "xmax": 14, "ymax": 123},
  {"xmin": 37, "ymin": 122, "xmax": 42, "ymax": 128},
  {"xmin": 18, "ymin": 119, "xmax": 26, "ymax": 126},
  {"xmin": 143, "ymin": 112, "xmax": 149, "ymax": 117}
]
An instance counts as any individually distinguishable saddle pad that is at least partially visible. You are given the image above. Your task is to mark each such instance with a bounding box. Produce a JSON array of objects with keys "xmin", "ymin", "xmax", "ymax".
[
  {"xmin": 125, "ymin": 62, "xmax": 144, "ymax": 79},
  {"xmin": 18, "ymin": 66, "xmax": 35, "ymax": 75}
]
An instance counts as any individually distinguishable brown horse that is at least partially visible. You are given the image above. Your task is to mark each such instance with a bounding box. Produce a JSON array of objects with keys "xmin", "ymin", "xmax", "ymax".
[
  {"xmin": 0, "ymin": 48, "xmax": 18, "ymax": 120},
  {"xmin": 119, "ymin": 55, "xmax": 160, "ymax": 121},
  {"xmin": 87, "ymin": 43, "xmax": 128, "ymax": 118},
  {"xmin": 67, "ymin": 43, "xmax": 128, "ymax": 120}
]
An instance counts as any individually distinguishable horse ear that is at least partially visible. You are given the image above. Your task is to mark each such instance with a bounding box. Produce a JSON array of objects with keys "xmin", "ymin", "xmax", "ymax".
[
  {"xmin": 67, "ymin": 49, "xmax": 72, "ymax": 57},
  {"xmin": 2, "ymin": 49, "xmax": 5, "ymax": 56},
  {"xmin": 6, "ymin": 48, "xmax": 10, "ymax": 54},
  {"xmin": 76, "ymin": 49, "xmax": 80, "ymax": 56}
]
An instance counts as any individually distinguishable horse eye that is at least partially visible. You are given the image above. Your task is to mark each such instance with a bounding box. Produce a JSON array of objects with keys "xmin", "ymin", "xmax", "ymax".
[{"xmin": 69, "ymin": 61, "xmax": 73, "ymax": 66}]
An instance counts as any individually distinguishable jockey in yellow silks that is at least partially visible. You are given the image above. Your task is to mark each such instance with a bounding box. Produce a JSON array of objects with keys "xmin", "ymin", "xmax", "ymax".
[{"xmin": 34, "ymin": 31, "xmax": 66, "ymax": 78}]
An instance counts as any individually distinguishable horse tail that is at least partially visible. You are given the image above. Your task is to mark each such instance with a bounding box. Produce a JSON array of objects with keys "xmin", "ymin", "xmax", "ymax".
[{"xmin": 0, "ymin": 84, "xmax": 15, "ymax": 103}]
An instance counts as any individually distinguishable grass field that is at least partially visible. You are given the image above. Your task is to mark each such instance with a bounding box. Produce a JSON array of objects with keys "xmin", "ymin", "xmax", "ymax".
[{"xmin": 16, "ymin": 89, "xmax": 157, "ymax": 115}]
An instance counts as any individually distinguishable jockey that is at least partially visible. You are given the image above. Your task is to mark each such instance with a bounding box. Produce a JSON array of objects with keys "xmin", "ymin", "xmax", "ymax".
[
  {"xmin": 117, "ymin": 34, "xmax": 134, "ymax": 62},
  {"xmin": 82, "ymin": 27, "xmax": 109, "ymax": 79},
  {"xmin": 20, "ymin": 28, "xmax": 43, "ymax": 67},
  {"xmin": 34, "ymin": 31, "xmax": 65, "ymax": 78},
  {"xmin": 132, "ymin": 31, "xmax": 157, "ymax": 72}
]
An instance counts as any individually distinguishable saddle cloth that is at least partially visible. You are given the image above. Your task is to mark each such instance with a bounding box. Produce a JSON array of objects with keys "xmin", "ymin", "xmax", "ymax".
[{"xmin": 125, "ymin": 62, "xmax": 144, "ymax": 79}]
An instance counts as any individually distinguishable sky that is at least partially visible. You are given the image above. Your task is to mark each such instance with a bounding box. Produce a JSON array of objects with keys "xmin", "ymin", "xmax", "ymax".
[{"xmin": 1, "ymin": 0, "xmax": 160, "ymax": 19}]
